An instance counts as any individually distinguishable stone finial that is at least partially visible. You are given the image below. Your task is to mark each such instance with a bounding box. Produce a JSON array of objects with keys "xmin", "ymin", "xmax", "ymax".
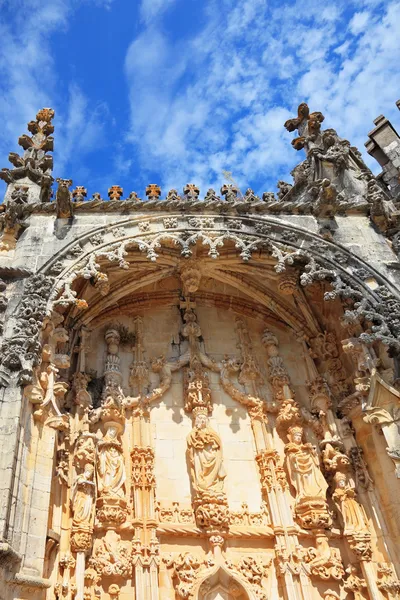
[
  {"xmin": 243, "ymin": 188, "xmax": 260, "ymax": 203},
  {"xmin": 92, "ymin": 192, "xmax": 102, "ymax": 201},
  {"xmin": 204, "ymin": 188, "xmax": 221, "ymax": 202},
  {"xmin": 72, "ymin": 186, "xmax": 87, "ymax": 202},
  {"xmin": 0, "ymin": 107, "xmax": 55, "ymax": 199},
  {"xmin": 284, "ymin": 103, "xmax": 325, "ymax": 151},
  {"xmin": 146, "ymin": 184, "xmax": 161, "ymax": 199},
  {"xmin": 166, "ymin": 189, "xmax": 181, "ymax": 201},
  {"xmin": 221, "ymin": 183, "xmax": 238, "ymax": 203},
  {"xmin": 108, "ymin": 185, "xmax": 123, "ymax": 200},
  {"xmin": 128, "ymin": 191, "xmax": 140, "ymax": 201},
  {"xmin": 183, "ymin": 183, "xmax": 200, "ymax": 200}
]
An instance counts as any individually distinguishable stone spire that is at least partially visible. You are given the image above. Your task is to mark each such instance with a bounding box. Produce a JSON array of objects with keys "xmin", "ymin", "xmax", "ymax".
[{"xmin": 0, "ymin": 108, "xmax": 55, "ymax": 203}]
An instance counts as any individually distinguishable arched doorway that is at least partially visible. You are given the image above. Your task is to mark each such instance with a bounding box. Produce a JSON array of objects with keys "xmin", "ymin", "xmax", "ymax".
[{"xmin": 198, "ymin": 568, "xmax": 252, "ymax": 600}]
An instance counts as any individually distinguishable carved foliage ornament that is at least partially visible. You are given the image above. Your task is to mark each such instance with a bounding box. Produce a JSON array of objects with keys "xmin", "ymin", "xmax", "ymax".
[{"xmin": 0, "ymin": 274, "xmax": 55, "ymax": 386}]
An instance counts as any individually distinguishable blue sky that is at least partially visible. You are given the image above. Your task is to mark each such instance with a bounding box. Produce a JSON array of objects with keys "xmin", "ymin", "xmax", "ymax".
[{"xmin": 0, "ymin": 0, "xmax": 400, "ymax": 199}]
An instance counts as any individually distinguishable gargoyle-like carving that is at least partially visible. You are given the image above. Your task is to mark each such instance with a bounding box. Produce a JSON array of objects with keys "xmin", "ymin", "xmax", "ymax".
[
  {"xmin": 277, "ymin": 180, "xmax": 292, "ymax": 199},
  {"xmin": 56, "ymin": 178, "xmax": 73, "ymax": 218}
]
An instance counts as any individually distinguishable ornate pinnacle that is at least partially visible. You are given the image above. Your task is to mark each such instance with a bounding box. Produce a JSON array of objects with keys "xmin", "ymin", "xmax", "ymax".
[{"xmin": 1, "ymin": 107, "xmax": 55, "ymax": 190}]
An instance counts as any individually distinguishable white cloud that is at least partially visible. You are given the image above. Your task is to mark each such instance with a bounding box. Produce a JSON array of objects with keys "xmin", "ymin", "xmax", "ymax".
[
  {"xmin": 121, "ymin": 0, "xmax": 400, "ymax": 193},
  {"xmin": 349, "ymin": 11, "xmax": 370, "ymax": 34},
  {"xmin": 139, "ymin": 0, "xmax": 176, "ymax": 24},
  {"xmin": 0, "ymin": 0, "xmax": 112, "ymax": 189}
]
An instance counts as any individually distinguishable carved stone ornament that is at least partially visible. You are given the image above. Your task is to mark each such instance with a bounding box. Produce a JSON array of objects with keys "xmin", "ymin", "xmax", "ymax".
[
  {"xmin": 304, "ymin": 534, "xmax": 345, "ymax": 580},
  {"xmin": 0, "ymin": 274, "xmax": 55, "ymax": 386},
  {"xmin": 91, "ymin": 530, "xmax": 131, "ymax": 578},
  {"xmin": 256, "ymin": 449, "xmax": 288, "ymax": 493},
  {"xmin": 0, "ymin": 107, "xmax": 54, "ymax": 201},
  {"xmin": 184, "ymin": 367, "xmax": 212, "ymax": 414},
  {"xmin": 377, "ymin": 563, "xmax": 400, "ymax": 598},
  {"xmin": 344, "ymin": 565, "xmax": 367, "ymax": 597}
]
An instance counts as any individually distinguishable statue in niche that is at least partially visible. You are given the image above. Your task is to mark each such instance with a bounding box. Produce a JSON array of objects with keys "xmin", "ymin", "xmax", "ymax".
[
  {"xmin": 71, "ymin": 463, "xmax": 96, "ymax": 530},
  {"xmin": 285, "ymin": 425, "xmax": 328, "ymax": 503},
  {"xmin": 332, "ymin": 472, "xmax": 370, "ymax": 534},
  {"xmin": 97, "ymin": 422, "xmax": 126, "ymax": 499},
  {"xmin": 187, "ymin": 409, "xmax": 226, "ymax": 494}
]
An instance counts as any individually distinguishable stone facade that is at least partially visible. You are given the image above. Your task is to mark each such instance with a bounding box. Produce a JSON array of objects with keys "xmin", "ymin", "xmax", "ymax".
[{"xmin": 1, "ymin": 104, "xmax": 400, "ymax": 600}]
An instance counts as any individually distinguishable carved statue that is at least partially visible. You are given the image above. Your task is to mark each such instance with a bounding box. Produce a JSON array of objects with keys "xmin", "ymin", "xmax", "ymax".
[
  {"xmin": 187, "ymin": 410, "xmax": 226, "ymax": 494},
  {"xmin": 332, "ymin": 472, "xmax": 369, "ymax": 535},
  {"xmin": 71, "ymin": 463, "xmax": 96, "ymax": 530},
  {"xmin": 285, "ymin": 426, "xmax": 328, "ymax": 503},
  {"xmin": 97, "ymin": 423, "xmax": 126, "ymax": 499}
]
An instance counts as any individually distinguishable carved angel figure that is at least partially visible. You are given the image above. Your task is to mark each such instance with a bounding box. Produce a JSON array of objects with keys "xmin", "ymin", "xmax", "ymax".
[
  {"xmin": 97, "ymin": 423, "xmax": 126, "ymax": 499},
  {"xmin": 71, "ymin": 463, "xmax": 96, "ymax": 529},
  {"xmin": 332, "ymin": 472, "xmax": 369, "ymax": 535},
  {"xmin": 285, "ymin": 426, "xmax": 328, "ymax": 503},
  {"xmin": 187, "ymin": 411, "xmax": 226, "ymax": 493}
]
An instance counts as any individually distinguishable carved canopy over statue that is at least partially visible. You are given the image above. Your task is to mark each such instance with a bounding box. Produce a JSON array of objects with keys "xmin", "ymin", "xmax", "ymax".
[{"xmin": 187, "ymin": 410, "xmax": 226, "ymax": 494}]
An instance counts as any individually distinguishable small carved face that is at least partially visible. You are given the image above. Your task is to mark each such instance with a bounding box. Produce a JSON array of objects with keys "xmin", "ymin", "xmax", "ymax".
[
  {"xmin": 290, "ymin": 430, "xmax": 303, "ymax": 444},
  {"xmin": 195, "ymin": 414, "xmax": 208, "ymax": 429},
  {"xmin": 336, "ymin": 477, "xmax": 346, "ymax": 489},
  {"xmin": 108, "ymin": 426, "xmax": 117, "ymax": 439}
]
